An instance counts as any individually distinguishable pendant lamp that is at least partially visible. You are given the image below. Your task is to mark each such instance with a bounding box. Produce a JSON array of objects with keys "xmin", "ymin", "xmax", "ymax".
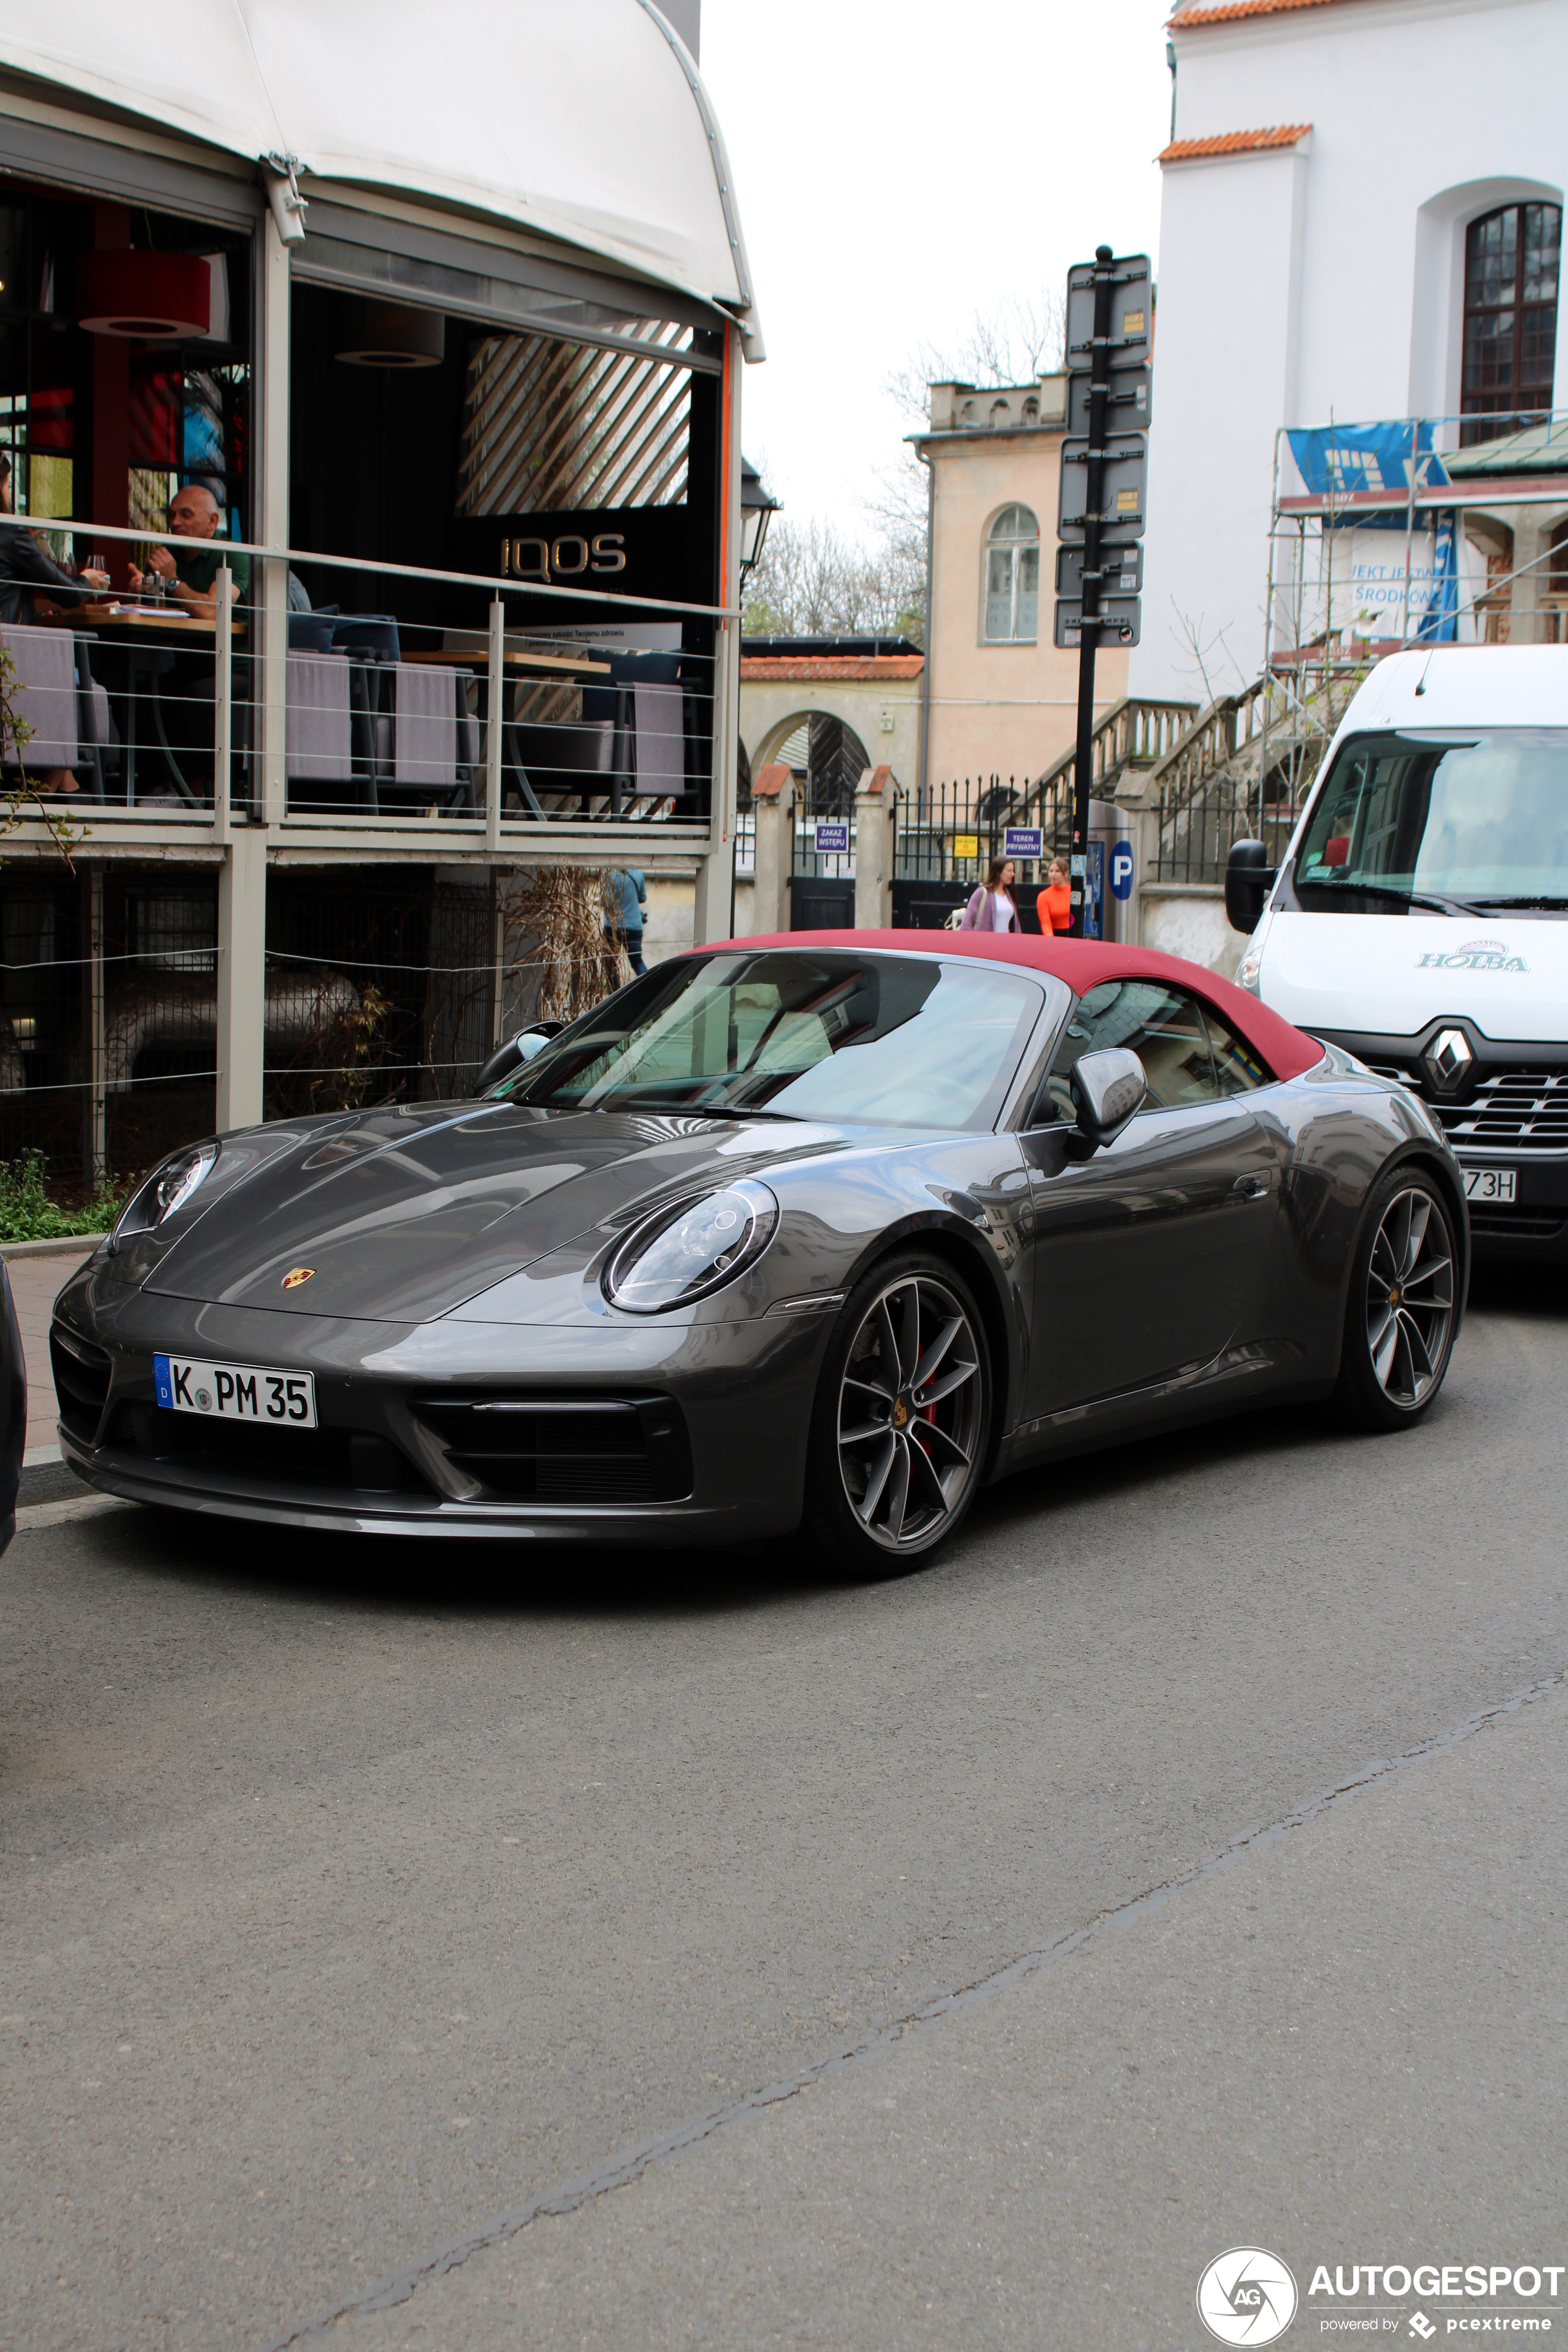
[
  {"xmin": 77, "ymin": 251, "xmax": 211, "ymax": 339},
  {"xmin": 335, "ymin": 301, "xmax": 444, "ymax": 369}
]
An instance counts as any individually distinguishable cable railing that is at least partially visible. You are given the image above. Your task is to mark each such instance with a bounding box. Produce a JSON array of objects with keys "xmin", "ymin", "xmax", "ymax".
[{"xmin": 1, "ymin": 514, "xmax": 735, "ymax": 858}]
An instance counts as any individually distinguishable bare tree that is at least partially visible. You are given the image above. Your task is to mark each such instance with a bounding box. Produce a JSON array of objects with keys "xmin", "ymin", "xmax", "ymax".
[
  {"xmin": 884, "ymin": 289, "xmax": 1067, "ymax": 425},
  {"xmin": 742, "ymin": 514, "xmax": 924, "ymax": 642}
]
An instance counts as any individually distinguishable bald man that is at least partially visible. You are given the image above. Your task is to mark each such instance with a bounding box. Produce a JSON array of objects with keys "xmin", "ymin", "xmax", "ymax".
[{"xmin": 128, "ymin": 483, "xmax": 249, "ymax": 619}]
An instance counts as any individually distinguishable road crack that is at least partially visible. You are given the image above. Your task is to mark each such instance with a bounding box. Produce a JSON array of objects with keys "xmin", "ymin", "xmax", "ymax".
[{"xmin": 259, "ymin": 1661, "xmax": 1567, "ymax": 2350}]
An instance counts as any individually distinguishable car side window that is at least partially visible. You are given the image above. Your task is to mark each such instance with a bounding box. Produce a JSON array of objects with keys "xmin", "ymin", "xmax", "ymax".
[{"xmin": 1040, "ymin": 980, "xmax": 1217, "ymax": 1119}]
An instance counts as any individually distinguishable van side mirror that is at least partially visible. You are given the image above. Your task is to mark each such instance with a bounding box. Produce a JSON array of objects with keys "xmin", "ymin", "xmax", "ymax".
[
  {"xmin": 474, "ymin": 1021, "xmax": 564, "ymax": 1096},
  {"xmin": 1225, "ymin": 838, "xmax": 1277, "ymax": 935},
  {"xmin": 1070, "ymin": 1048, "xmax": 1147, "ymax": 1149}
]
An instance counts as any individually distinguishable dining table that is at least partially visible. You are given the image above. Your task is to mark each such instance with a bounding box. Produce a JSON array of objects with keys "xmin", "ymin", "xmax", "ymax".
[
  {"xmin": 401, "ymin": 643, "xmax": 617, "ymax": 819},
  {"xmin": 41, "ymin": 599, "xmax": 248, "ymax": 807}
]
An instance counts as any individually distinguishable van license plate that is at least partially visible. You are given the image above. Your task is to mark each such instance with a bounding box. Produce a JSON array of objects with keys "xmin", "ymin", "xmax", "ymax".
[
  {"xmin": 153, "ymin": 1354, "xmax": 317, "ymax": 1427},
  {"xmin": 1463, "ymin": 1169, "xmax": 1516, "ymax": 1203}
]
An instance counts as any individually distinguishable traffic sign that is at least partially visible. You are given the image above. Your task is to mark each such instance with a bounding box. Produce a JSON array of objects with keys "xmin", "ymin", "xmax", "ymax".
[
  {"xmin": 1055, "ymin": 542, "xmax": 1143, "ymax": 598},
  {"xmin": 1058, "ymin": 434, "xmax": 1147, "ymax": 541},
  {"xmin": 813, "ymin": 821, "xmax": 849, "ymax": 854},
  {"xmin": 1054, "ymin": 597, "xmax": 1141, "ymax": 648},
  {"xmin": 1067, "ymin": 362, "xmax": 1153, "ymax": 436},
  {"xmin": 1111, "ymin": 840, "xmax": 1134, "ymax": 900},
  {"xmin": 1064, "ymin": 254, "xmax": 1152, "ymax": 370},
  {"xmin": 1003, "ymin": 826, "xmax": 1043, "ymax": 861}
]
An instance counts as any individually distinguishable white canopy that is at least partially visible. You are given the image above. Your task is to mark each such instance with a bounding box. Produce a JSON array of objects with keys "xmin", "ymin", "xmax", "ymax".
[{"xmin": 0, "ymin": 0, "xmax": 761, "ymax": 349}]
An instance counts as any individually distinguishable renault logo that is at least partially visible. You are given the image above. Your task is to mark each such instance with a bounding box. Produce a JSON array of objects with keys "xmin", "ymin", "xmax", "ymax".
[
  {"xmin": 1423, "ymin": 1027, "xmax": 1472, "ymax": 1092},
  {"xmin": 281, "ymin": 1267, "xmax": 315, "ymax": 1290}
]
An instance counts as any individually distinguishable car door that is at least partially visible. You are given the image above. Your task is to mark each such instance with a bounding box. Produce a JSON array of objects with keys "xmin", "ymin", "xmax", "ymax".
[{"xmin": 1019, "ymin": 978, "xmax": 1283, "ymax": 1419}]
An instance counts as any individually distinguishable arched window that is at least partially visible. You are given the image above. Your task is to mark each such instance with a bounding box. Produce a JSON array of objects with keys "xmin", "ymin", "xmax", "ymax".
[
  {"xmin": 983, "ymin": 503, "xmax": 1040, "ymax": 644},
  {"xmin": 1462, "ymin": 202, "xmax": 1561, "ymax": 442}
]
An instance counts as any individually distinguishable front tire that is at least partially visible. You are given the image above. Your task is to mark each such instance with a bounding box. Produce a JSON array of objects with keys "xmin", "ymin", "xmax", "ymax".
[
  {"xmin": 801, "ymin": 1252, "xmax": 991, "ymax": 1577},
  {"xmin": 1333, "ymin": 1167, "xmax": 1458, "ymax": 1432}
]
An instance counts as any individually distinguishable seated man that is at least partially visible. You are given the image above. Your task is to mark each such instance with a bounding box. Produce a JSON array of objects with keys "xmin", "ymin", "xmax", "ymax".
[
  {"xmin": 127, "ymin": 483, "xmax": 248, "ymax": 617},
  {"xmin": 127, "ymin": 483, "xmax": 249, "ymax": 803}
]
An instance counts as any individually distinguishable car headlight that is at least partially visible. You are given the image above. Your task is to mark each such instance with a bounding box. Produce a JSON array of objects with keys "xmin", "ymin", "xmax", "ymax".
[
  {"xmin": 114, "ymin": 1140, "xmax": 219, "ymax": 1243},
  {"xmin": 604, "ymin": 1180, "xmax": 778, "ymax": 1314}
]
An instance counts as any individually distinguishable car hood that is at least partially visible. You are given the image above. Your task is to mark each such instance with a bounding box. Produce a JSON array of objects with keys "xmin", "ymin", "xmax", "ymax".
[
  {"xmin": 139, "ymin": 1100, "xmax": 849, "ymax": 1320},
  {"xmin": 1262, "ymin": 910, "xmax": 1568, "ymax": 1040}
]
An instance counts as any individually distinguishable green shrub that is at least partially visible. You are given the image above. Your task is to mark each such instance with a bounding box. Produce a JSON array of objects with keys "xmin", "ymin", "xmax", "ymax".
[{"xmin": 0, "ymin": 1151, "xmax": 128, "ymax": 1243}]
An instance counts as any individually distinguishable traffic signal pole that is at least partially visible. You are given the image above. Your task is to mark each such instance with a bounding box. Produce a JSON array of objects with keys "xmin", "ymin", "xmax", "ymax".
[{"xmin": 1069, "ymin": 245, "xmax": 1115, "ymax": 940}]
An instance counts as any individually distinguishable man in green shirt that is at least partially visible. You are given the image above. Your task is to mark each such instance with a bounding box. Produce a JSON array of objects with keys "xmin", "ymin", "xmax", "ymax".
[{"xmin": 127, "ymin": 483, "xmax": 248, "ymax": 617}]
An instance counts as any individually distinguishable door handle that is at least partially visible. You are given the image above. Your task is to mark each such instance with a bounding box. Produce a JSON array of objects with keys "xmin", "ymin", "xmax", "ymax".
[{"xmin": 1233, "ymin": 1169, "xmax": 1271, "ymax": 1199}]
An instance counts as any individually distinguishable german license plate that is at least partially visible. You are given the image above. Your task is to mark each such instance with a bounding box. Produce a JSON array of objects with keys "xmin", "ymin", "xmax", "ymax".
[
  {"xmin": 153, "ymin": 1354, "xmax": 317, "ymax": 1427},
  {"xmin": 1463, "ymin": 1168, "xmax": 1517, "ymax": 1203}
]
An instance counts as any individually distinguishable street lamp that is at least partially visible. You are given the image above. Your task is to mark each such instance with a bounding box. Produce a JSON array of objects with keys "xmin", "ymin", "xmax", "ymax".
[{"xmin": 739, "ymin": 456, "xmax": 778, "ymax": 587}]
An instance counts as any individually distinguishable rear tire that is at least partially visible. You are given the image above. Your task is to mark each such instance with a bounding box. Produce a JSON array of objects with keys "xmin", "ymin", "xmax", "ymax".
[
  {"xmin": 801, "ymin": 1251, "xmax": 991, "ymax": 1578},
  {"xmin": 1333, "ymin": 1166, "xmax": 1458, "ymax": 1432}
]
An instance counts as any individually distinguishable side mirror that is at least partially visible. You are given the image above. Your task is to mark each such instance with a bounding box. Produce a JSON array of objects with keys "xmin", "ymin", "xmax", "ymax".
[
  {"xmin": 473, "ymin": 1021, "xmax": 564, "ymax": 1096},
  {"xmin": 1225, "ymin": 838, "xmax": 1277, "ymax": 935},
  {"xmin": 1070, "ymin": 1047, "xmax": 1147, "ymax": 1149}
]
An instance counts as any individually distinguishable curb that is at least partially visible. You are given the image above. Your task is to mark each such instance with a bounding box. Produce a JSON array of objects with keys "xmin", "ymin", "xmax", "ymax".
[{"xmin": 1, "ymin": 1233, "xmax": 107, "ymax": 1261}]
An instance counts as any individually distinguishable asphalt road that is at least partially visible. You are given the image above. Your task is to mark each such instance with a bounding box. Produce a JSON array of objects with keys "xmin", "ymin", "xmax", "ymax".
[{"xmin": 2, "ymin": 1267, "xmax": 1566, "ymax": 2352}]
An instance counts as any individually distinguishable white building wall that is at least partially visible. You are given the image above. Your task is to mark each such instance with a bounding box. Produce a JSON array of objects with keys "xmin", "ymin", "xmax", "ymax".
[{"xmin": 1133, "ymin": 0, "xmax": 1568, "ymax": 703}]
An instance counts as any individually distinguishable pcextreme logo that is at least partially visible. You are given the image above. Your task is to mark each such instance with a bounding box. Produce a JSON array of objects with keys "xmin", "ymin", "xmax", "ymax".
[{"xmin": 1198, "ymin": 2248, "xmax": 1300, "ymax": 2346}]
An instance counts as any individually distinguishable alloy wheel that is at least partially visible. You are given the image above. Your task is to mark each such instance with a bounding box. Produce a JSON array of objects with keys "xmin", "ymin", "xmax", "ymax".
[
  {"xmin": 1364, "ymin": 1186, "xmax": 1454, "ymax": 1408},
  {"xmin": 836, "ymin": 1272, "xmax": 983, "ymax": 1553}
]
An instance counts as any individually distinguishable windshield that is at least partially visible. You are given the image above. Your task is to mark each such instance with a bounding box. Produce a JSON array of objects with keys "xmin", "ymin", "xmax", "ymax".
[
  {"xmin": 1295, "ymin": 729, "xmax": 1568, "ymax": 911},
  {"xmin": 491, "ymin": 951, "xmax": 1045, "ymax": 1129}
]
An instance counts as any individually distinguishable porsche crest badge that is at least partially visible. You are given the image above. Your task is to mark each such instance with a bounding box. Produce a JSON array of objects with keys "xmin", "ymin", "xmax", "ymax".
[{"xmin": 281, "ymin": 1267, "xmax": 315, "ymax": 1290}]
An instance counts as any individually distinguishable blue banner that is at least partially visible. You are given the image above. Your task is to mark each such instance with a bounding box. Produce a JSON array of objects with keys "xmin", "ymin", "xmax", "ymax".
[
  {"xmin": 1416, "ymin": 510, "xmax": 1460, "ymax": 643},
  {"xmin": 1287, "ymin": 423, "xmax": 1451, "ymax": 530}
]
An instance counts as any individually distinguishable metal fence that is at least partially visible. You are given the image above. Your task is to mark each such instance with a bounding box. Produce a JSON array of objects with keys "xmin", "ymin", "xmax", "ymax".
[{"xmin": 0, "ymin": 862, "xmax": 634, "ymax": 1187}]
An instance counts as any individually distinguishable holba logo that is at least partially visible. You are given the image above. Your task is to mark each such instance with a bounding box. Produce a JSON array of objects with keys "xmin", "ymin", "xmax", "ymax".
[
  {"xmin": 1198, "ymin": 2248, "xmax": 1300, "ymax": 2345},
  {"xmin": 1414, "ymin": 936, "xmax": 1529, "ymax": 973}
]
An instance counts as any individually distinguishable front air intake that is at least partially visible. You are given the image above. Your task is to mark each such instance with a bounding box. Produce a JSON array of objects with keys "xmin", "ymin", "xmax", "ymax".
[
  {"xmin": 410, "ymin": 1395, "xmax": 693, "ymax": 1504},
  {"xmin": 50, "ymin": 1324, "xmax": 113, "ymax": 1445}
]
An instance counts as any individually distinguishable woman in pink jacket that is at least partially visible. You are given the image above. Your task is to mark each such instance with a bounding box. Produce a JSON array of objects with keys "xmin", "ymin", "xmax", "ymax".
[{"xmin": 961, "ymin": 855, "xmax": 1020, "ymax": 932}]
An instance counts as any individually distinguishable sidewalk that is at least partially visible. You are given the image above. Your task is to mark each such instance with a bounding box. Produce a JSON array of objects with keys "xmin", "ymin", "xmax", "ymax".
[{"xmin": 6, "ymin": 1244, "xmax": 98, "ymax": 1459}]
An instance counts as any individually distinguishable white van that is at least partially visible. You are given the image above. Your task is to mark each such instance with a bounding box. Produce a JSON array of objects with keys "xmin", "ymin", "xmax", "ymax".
[{"xmin": 1225, "ymin": 645, "xmax": 1568, "ymax": 1260}]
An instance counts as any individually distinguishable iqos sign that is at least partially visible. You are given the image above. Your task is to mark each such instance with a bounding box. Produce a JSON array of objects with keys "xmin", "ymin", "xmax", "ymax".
[{"xmin": 501, "ymin": 533, "xmax": 627, "ymax": 582}]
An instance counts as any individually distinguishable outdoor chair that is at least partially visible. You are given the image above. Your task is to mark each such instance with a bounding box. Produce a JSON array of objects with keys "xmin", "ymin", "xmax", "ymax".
[
  {"xmin": 0, "ymin": 622, "xmax": 79, "ymax": 788},
  {"xmin": 367, "ymin": 662, "xmax": 479, "ymax": 814},
  {"xmin": 582, "ymin": 651, "xmax": 690, "ymax": 814},
  {"xmin": 504, "ymin": 715, "xmax": 613, "ymax": 817},
  {"xmin": 285, "ymin": 648, "xmax": 376, "ymax": 814}
]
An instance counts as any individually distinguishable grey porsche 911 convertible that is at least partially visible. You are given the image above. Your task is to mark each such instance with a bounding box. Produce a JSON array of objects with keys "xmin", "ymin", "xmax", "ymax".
[{"xmin": 51, "ymin": 930, "xmax": 1467, "ymax": 1575}]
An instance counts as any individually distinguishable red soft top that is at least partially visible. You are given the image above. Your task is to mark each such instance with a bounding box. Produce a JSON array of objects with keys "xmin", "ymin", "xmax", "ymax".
[{"xmin": 693, "ymin": 929, "xmax": 1324, "ymax": 1085}]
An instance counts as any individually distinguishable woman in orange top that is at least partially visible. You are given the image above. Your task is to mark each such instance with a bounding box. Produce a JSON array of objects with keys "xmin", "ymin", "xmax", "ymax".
[{"xmin": 1040, "ymin": 856, "xmax": 1072, "ymax": 935}]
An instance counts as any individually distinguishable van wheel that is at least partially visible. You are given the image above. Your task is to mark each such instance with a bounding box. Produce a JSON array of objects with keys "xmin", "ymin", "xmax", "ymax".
[
  {"xmin": 802, "ymin": 1253, "xmax": 991, "ymax": 1577},
  {"xmin": 1333, "ymin": 1168, "xmax": 1457, "ymax": 1432}
]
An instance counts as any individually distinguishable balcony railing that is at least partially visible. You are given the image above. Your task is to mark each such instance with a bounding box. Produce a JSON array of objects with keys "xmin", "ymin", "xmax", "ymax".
[{"xmin": 1, "ymin": 517, "xmax": 735, "ymax": 862}]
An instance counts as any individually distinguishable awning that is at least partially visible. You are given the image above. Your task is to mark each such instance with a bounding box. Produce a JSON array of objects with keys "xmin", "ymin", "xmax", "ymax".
[{"xmin": 0, "ymin": 0, "xmax": 763, "ymax": 352}]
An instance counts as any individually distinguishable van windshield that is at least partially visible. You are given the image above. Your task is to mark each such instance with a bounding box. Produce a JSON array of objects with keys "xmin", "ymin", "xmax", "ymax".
[{"xmin": 1295, "ymin": 729, "xmax": 1568, "ymax": 912}]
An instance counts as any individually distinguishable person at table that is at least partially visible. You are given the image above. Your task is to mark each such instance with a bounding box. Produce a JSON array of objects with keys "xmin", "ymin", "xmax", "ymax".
[
  {"xmin": 127, "ymin": 483, "xmax": 249, "ymax": 619},
  {"xmin": 0, "ymin": 453, "xmax": 109, "ymax": 626}
]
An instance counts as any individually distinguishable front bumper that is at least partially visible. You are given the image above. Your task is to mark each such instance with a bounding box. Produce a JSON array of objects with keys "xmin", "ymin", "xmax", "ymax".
[{"xmin": 51, "ymin": 1265, "xmax": 832, "ymax": 1545}]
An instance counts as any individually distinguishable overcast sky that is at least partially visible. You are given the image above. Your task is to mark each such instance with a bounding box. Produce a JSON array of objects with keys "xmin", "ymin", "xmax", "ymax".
[{"xmin": 699, "ymin": 0, "xmax": 1177, "ymax": 542}]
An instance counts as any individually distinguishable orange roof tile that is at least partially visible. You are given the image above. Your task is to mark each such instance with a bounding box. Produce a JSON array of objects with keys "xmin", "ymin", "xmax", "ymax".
[
  {"xmin": 1159, "ymin": 123, "xmax": 1311, "ymax": 161},
  {"xmin": 1170, "ymin": 0, "xmax": 1361, "ymax": 24},
  {"xmin": 739, "ymin": 656, "xmax": 924, "ymax": 682}
]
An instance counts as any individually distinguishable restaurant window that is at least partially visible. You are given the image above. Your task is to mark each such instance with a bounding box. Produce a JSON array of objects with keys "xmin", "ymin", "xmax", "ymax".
[
  {"xmin": 0, "ymin": 184, "xmax": 251, "ymax": 588},
  {"xmin": 983, "ymin": 504, "xmax": 1039, "ymax": 643},
  {"xmin": 1461, "ymin": 201, "xmax": 1561, "ymax": 444}
]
